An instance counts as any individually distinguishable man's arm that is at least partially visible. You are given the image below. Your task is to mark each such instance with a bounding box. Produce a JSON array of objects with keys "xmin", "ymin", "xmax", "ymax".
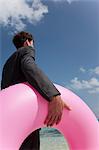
[
  {"xmin": 20, "ymin": 48, "xmax": 61, "ymax": 102},
  {"xmin": 20, "ymin": 47, "xmax": 71, "ymax": 127}
]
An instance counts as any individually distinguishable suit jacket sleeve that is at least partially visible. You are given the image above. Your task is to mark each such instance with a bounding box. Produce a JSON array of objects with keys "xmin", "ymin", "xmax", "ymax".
[{"xmin": 20, "ymin": 48, "xmax": 61, "ymax": 101}]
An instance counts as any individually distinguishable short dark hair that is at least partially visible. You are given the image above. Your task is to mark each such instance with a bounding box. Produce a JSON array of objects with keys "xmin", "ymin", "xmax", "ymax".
[{"xmin": 12, "ymin": 31, "xmax": 34, "ymax": 49}]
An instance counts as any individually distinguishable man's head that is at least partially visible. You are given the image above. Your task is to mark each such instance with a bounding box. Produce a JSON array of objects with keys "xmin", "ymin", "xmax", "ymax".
[{"xmin": 12, "ymin": 31, "xmax": 34, "ymax": 49}]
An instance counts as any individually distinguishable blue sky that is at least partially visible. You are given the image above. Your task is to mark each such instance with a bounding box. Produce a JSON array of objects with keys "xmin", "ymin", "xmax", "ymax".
[{"xmin": 0, "ymin": 0, "xmax": 99, "ymax": 118}]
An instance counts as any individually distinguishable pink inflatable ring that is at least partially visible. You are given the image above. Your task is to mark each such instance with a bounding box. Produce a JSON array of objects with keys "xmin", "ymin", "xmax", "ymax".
[{"xmin": 0, "ymin": 82, "xmax": 99, "ymax": 150}]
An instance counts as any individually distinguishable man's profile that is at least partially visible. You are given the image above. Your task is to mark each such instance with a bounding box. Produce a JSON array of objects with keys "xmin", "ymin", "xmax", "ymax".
[{"xmin": 1, "ymin": 31, "xmax": 70, "ymax": 150}]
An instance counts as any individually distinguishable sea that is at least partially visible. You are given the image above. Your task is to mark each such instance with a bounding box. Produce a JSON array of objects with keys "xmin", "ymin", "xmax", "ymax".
[{"xmin": 40, "ymin": 128, "xmax": 69, "ymax": 150}]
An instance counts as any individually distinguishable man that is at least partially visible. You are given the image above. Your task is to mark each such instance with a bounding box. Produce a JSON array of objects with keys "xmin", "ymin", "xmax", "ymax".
[{"xmin": 1, "ymin": 31, "xmax": 71, "ymax": 150}]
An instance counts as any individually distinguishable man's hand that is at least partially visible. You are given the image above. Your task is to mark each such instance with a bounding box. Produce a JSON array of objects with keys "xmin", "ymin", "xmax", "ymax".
[{"xmin": 44, "ymin": 95, "xmax": 71, "ymax": 127}]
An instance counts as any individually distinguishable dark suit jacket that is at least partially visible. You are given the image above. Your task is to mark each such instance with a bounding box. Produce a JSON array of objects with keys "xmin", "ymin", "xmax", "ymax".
[{"xmin": 1, "ymin": 46, "xmax": 60, "ymax": 101}]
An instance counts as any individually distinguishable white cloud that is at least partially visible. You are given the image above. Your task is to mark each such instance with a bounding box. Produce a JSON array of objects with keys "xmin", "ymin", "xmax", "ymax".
[
  {"xmin": 68, "ymin": 66, "xmax": 99, "ymax": 117},
  {"xmin": 80, "ymin": 67, "xmax": 86, "ymax": 73},
  {"xmin": 0, "ymin": 0, "xmax": 98, "ymax": 31},
  {"xmin": 89, "ymin": 77, "xmax": 99, "ymax": 86},
  {"xmin": 70, "ymin": 77, "xmax": 91, "ymax": 90},
  {"xmin": 90, "ymin": 66, "xmax": 99, "ymax": 76},
  {"xmin": 79, "ymin": 66, "xmax": 99, "ymax": 75},
  {"xmin": 69, "ymin": 65, "xmax": 99, "ymax": 94},
  {"xmin": 0, "ymin": 0, "xmax": 48, "ymax": 31},
  {"xmin": 88, "ymin": 87, "xmax": 99, "ymax": 94}
]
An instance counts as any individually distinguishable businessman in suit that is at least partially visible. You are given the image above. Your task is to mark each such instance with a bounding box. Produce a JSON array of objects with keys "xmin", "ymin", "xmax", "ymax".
[{"xmin": 1, "ymin": 31, "xmax": 71, "ymax": 150}]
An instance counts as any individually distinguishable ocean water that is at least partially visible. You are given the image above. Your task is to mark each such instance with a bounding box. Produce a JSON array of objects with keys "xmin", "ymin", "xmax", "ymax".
[{"xmin": 40, "ymin": 128, "xmax": 69, "ymax": 150}]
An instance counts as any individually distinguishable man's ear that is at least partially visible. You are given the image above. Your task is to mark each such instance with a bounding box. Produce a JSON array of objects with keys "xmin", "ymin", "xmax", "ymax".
[{"xmin": 23, "ymin": 39, "xmax": 30, "ymax": 46}]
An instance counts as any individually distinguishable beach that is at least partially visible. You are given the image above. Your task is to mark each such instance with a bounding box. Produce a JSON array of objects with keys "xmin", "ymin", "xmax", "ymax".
[{"xmin": 40, "ymin": 128, "xmax": 69, "ymax": 150}]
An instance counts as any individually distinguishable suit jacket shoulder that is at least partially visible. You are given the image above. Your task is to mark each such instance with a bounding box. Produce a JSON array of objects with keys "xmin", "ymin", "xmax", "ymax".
[
  {"xmin": 17, "ymin": 46, "xmax": 35, "ymax": 61},
  {"xmin": 1, "ymin": 46, "xmax": 35, "ymax": 89}
]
